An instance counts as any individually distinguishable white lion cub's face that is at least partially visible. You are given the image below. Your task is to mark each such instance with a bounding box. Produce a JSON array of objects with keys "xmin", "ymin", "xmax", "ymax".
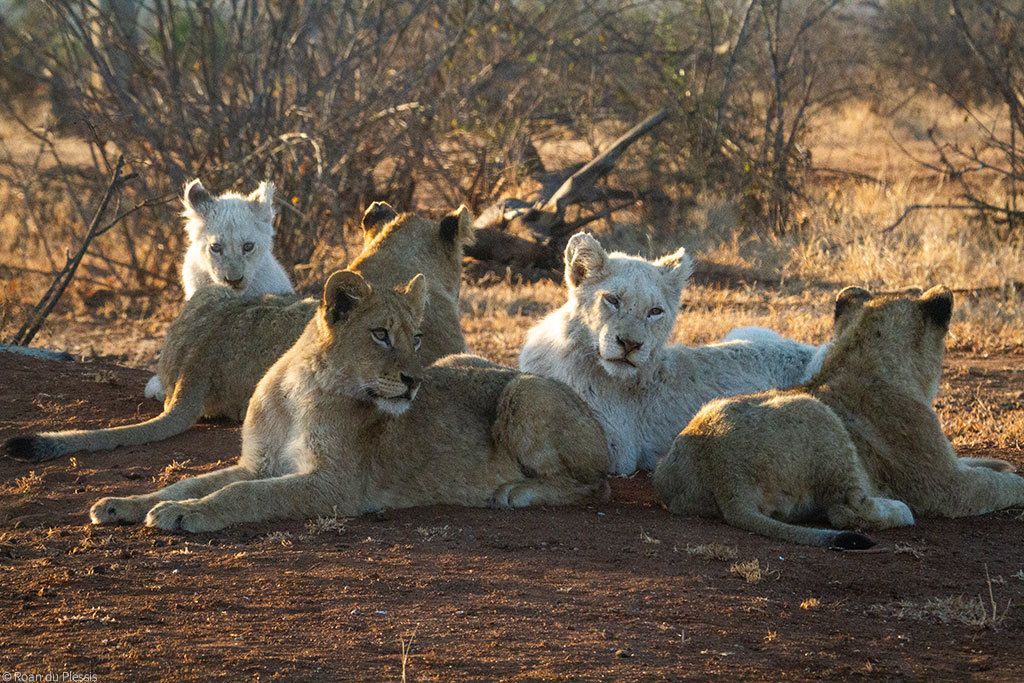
[
  {"xmin": 563, "ymin": 233, "xmax": 693, "ymax": 378},
  {"xmin": 182, "ymin": 179, "xmax": 277, "ymax": 293}
]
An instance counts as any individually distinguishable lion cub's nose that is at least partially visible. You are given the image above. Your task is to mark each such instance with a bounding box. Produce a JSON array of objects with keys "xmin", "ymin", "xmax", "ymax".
[
  {"xmin": 616, "ymin": 336, "xmax": 643, "ymax": 355},
  {"xmin": 224, "ymin": 276, "xmax": 244, "ymax": 289},
  {"xmin": 400, "ymin": 373, "xmax": 421, "ymax": 395}
]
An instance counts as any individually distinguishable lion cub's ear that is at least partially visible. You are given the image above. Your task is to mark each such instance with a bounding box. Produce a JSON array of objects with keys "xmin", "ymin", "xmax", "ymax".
[
  {"xmin": 919, "ymin": 285, "xmax": 953, "ymax": 329},
  {"xmin": 653, "ymin": 246, "xmax": 694, "ymax": 292},
  {"xmin": 564, "ymin": 232, "xmax": 608, "ymax": 287},
  {"xmin": 400, "ymin": 273, "xmax": 428, "ymax": 319},
  {"xmin": 834, "ymin": 286, "xmax": 872, "ymax": 321},
  {"xmin": 247, "ymin": 181, "xmax": 276, "ymax": 226},
  {"xmin": 439, "ymin": 205, "xmax": 475, "ymax": 246},
  {"xmin": 322, "ymin": 270, "xmax": 372, "ymax": 324},
  {"xmin": 361, "ymin": 202, "xmax": 399, "ymax": 241},
  {"xmin": 182, "ymin": 178, "xmax": 213, "ymax": 218}
]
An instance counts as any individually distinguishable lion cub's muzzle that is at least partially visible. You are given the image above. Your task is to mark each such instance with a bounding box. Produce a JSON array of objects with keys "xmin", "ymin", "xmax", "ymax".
[
  {"xmin": 371, "ymin": 374, "xmax": 421, "ymax": 401},
  {"xmin": 369, "ymin": 374, "xmax": 421, "ymax": 417}
]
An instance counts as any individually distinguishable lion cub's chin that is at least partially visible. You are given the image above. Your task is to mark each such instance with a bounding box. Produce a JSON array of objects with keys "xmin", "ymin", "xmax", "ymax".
[
  {"xmin": 598, "ymin": 357, "xmax": 641, "ymax": 378},
  {"xmin": 373, "ymin": 396, "xmax": 413, "ymax": 416}
]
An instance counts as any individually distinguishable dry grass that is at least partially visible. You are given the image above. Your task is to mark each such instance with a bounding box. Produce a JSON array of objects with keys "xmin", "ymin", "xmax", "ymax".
[
  {"xmin": 868, "ymin": 565, "xmax": 1010, "ymax": 629},
  {"xmin": 1, "ymin": 470, "xmax": 44, "ymax": 495},
  {"xmin": 800, "ymin": 598, "xmax": 821, "ymax": 610},
  {"xmin": 683, "ymin": 543, "xmax": 739, "ymax": 562},
  {"xmin": 639, "ymin": 527, "xmax": 662, "ymax": 545},
  {"xmin": 399, "ymin": 625, "xmax": 418, "ymax": 683},
  {"xmin": 263, "ymin": 531, "xmax": 294, "ymax": 547},
  {"xmin": 893, "ymin": 543, "xmax": 925, "ymax": 559},
  {"xmin": 4, "ymin": 95, "xmax": 1022, "ymax": 378},
  {"xmin": 156, "ymin": 459, "xmax": 192, "ymax": 487},
  {"xmin": 729, "ymin": 559, "xmax": 780, "ymax": 584},
  {"xmin": 415, "ymin": 525, "xmax": 459, "ymax": 541},
  {"xmin": 868, "ymin": 595, "xmax": 1007, "ymax": 629},
  {"xmin": 305, "ymin": 512, "xmax": 348, "ymax": 536}
]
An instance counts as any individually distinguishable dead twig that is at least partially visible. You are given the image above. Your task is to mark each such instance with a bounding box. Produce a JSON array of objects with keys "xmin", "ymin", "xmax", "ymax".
[
  {"xmin": 880, "ymin": 203, "xmax": 978, "ymax": 234},
  {"xmin": 9, "ymin": 155, "xmax": 139, "ymax": 347}
]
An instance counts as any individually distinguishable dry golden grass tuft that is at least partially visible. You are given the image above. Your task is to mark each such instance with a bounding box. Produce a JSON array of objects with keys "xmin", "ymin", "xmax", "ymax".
[
  {"xmin": 2, "ymin": 469, "xmax": 45, "ymax": 495},
  {"xmin": 867, "ymin": 595, "xmax": 1007, "ymax": 629},
  {"xmin": 684, "ymin": 543, "xmax": 739, "ymax": 562},
  {"xmin": 729, "ymin": 559, "xmax": 780, "ymax": 584},
  {"xmin": 156, "ymin": 458, "xmax": 192, "ymax": 487},
  {"xmin": 868, "ymin": 566, "xmax": 1010, "ymax": 629},
  {"xmin": 263, "ymin": 531, "xmax": 294, "ymax": 547},
  {"xmin": 800, "ymin": 598, "xmax": 821, "ymax": 610},
  {"xmin": 305, "ymin": 512, "xmax": 348, "ymax": 536}
]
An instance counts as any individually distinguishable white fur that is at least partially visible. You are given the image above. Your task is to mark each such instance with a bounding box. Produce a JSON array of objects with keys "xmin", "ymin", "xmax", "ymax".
[
  {"xmin": 181, "ymin": 179, "xmax": 293, "ymax": 300},
  {"xmin": 799, "ymin": 341, "xmax": 831, "ymax": 383},
  {"xmin": 724, "ymin": 326, "xmax": 829, "ymax": 384},
  {"xmin": 519, "ymin": 233, "xmax": 816, "ymax": 474},
  {"xmin": 144, "ymin": 374, "xmax": 165, "ymax": 401},
  {"xmin": 147, "ymin": 179, "xmax": 296, "ymax": 403}
]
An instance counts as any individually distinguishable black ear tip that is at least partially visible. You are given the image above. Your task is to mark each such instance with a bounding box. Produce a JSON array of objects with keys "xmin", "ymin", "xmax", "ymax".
[
  {"xmin": 362, "ymin": 202, "xmax": 398, "ymax": 232},
  {"xmin": 921, "ymin": 291, "xmax": 954, "ymax": 328},
  {"xmin": 439, "ymin": 213, "xmax": 460, "ymax": 243},
  {"xmin": 834, "ymin": 286, "xmax": 872, "ymax": 320},
  {"xmin": 186, "ymin": 180, "xmax": 211, "ymax": 205},
  {"xmin": 831, "ymin": 531, "xmax": 876, "ymax": 551}
]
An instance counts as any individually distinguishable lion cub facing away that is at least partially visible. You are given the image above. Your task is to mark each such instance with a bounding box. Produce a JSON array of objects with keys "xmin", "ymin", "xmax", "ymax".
[
  {"xmin": 91, "ymin": 271, "xmax": 610, "ymax": 531},
  {"xmin": 653, "ymin": 285, "xmax": 1024, "ymax": 548},
  {"xmin": 4, "ymin": 203, "xmax": 473, "ymax": 462}
]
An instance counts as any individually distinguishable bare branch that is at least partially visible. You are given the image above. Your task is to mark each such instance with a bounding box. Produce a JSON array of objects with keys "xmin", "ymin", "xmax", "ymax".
[
  {"xmin": 9, "ymin": 155, "xmax": 139, "ymax": 347},
  {"xmin": 529, "ymin": 109, "xmax": 668, "ymax": 232},
  {"xmin": 880, "ymin": 203, "xmax": 978, "ymax": 234}
]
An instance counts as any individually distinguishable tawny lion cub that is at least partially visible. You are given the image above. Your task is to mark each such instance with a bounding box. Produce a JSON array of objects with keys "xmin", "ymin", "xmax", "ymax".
[
  {"xmin": 90, "ymin": 271, "xmax": 610, "ymax": 532},
  {"xmin": 653, "ymin": 285, "xmax": 1024, "ymax": 548},
  {"xmin": 4, "ymin": 203, "xmax": 473, "ymax": 462}
]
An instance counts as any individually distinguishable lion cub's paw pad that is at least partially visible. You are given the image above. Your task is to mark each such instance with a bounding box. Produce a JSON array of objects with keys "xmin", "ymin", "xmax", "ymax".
[
  {"xmin": 90, "ymin": 497, "xmax": 146, "ymax": 525},
  {"xmin": 145, "ymin": 501, "xmax": 219, "ymax": 533}
]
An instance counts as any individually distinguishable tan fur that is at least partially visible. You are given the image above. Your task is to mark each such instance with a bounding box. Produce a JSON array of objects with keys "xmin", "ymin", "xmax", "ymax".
[
  {"xmin": 652, "ymin": 285, "xmax": 1024, "ymax": 548},
  {"xmin": 4, "ymin": 205, "xmax": 474, "ymax": 462},
  {"xmin": 90, "ymin": 272, "xmax": 610, "ymax": 531}
]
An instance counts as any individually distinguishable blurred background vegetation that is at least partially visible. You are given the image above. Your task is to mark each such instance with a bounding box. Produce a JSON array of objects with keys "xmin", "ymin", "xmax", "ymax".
[{"xmin": 1, "ymin": 0, "xmax": 1023, "ymax": 356}]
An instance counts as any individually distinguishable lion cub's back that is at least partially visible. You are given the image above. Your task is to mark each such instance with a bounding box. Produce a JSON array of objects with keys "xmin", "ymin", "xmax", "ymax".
[
  {"xmin": 158, "ymin": 288, "xmax": 317, "ymax": 416},
  {"xmin": 416, "ymin": 356, "xmax": 518, "ymax": 428},
  {"xmin": 678, "ymin": 390, "xmax": 849, "ymax": 492}
]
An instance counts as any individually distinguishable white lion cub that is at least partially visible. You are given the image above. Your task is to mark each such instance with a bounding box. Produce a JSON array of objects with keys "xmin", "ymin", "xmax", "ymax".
[
  {"xmin": 180, "ymin": 178, "xmax": 294, "ymax": 299},
  {"xmin": 146, "ymin": 179, "xmax": 294, "ymax": 401},
  {"xmin": 519, "ymin": 233, "xmax": 816, "ymax": 474}
]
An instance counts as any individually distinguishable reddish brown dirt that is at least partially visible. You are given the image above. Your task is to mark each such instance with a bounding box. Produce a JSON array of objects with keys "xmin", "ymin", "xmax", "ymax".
[{"xmin": 2, "ymin": 351, "xmax": 1024, "ymax": 681}]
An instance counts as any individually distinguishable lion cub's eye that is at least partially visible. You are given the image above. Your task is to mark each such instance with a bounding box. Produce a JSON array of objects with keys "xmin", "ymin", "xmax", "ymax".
[
  {"xmin": 371, "ymin": 328, "xmax": 391, "ymax": 347},
  {"xmin": 242, "ymin": 242, "xmax": 255, "ymax": 253},
  {"xmin": 648, "ymin": 307, "xmax": 664, "ymax": 319},
  {"xmin": 602, "ymin": 293, "xmax": 620, "ymax": 309},
  {"xmin": 209, "ymin": 243, "xmax": 223, "ymax": 254},
  {"xmin": 413, "ymin": 334, "xmax": 423, "ymax": 351}
]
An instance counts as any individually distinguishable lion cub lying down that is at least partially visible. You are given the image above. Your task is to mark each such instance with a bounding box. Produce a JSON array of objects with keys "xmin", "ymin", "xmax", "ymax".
[
  {"xmin": 90, "ymin": 271, "xmax": 610, "ymax": 532},
  {"xmin": 5, "ymin": 203, "xmax": 472, "ymax": 463},
  {"xmin": 653, "ymin": 285, "xmax": 1023, "ymax": 548}
]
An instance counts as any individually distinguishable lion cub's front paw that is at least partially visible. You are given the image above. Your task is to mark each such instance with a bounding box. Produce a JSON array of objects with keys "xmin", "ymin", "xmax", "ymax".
[
  {"xmin": 488, "ymin": 482, "xmax": 540, "ymax": 508},
  {"xmin": 90, "ymin": 496, "xmax": 148, "ymax": 525},
  {"xmin": 144, "ymin": 500, "xmax": 224, "ymax": 533}
]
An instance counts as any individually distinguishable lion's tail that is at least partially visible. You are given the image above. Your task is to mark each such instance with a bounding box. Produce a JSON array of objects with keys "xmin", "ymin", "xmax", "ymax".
[
  {"xmin": 4, "ymin": 374, "xmax": 210, "ymax": 462},
  {"xmin": 720, "ymin": 504, "xmax": 876, "ymax": 550}
]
